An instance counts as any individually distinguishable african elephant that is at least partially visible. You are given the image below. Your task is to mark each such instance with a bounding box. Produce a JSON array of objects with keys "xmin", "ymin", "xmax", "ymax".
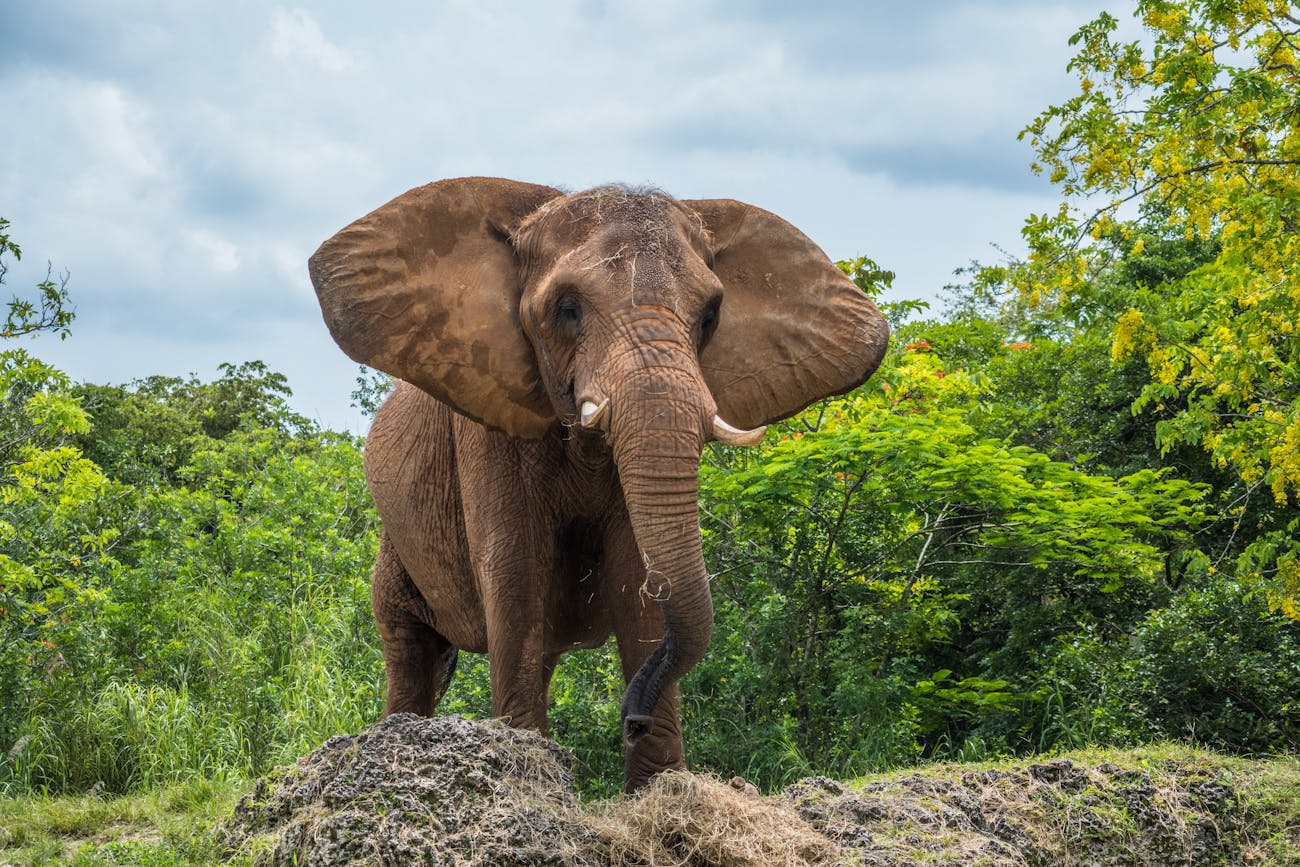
[{"xmin": 308, "ymin": 177, "xmax": 889, "ymax": 792}]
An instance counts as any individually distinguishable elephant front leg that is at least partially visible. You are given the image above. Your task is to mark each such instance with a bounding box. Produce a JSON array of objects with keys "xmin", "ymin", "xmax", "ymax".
[
  {"xmin": 616, "ymin": 637, "xmax": 685, "ymax": 792},
  {"xmin": 469, "ymin": 501, "xmax": 555, "ymax": 732},
  {"xmin": 484, "ymin": 591, "xmax": 554, "ymax": 732},
  {"xmin": 459, "ymin": 426, "xmax": 563, "ymax": 735}
]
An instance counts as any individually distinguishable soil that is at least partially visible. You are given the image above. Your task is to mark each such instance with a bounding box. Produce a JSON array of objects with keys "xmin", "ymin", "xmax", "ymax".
[{"xmin": 222, "ymin": 715, "xmax": 1250, "ymax": 866}]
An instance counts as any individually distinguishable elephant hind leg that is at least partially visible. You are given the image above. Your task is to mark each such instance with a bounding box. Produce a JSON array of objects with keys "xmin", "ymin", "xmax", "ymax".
[
  {"xmin": 377, "ymin": 619, "xmax": 458, "ymax": 716},
  {"xmin": 372, "ymin": 534, "xmax": 459, "ymax": 716}
]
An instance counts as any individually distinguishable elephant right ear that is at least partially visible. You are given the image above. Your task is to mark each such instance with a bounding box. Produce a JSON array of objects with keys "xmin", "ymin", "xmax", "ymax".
[
  {"xmin": 686, "ymin": 198, "xmax": 890, "ymax": 430},
  {"xmin": 309, "ymin": 177, "xmax": 563, "ymax": 438}
]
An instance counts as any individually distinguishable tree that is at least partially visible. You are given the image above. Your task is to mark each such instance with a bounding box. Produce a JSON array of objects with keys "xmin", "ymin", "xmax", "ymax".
[
  {"xmin": 691, "ymin": 333, "xmax": 1208, "ymax": 782},
  {"xmin": 75, "ymin": 362, "xmax": 314, "ymax": 485},
  {"xmin": 350, "ymin": 365, "xmax": 393, "ymax": 418},
  {"xmin": 0, "ymin": 218, "xmax": 73, "ymax": 341},
  {"xmin": 1008, "ymin": 0, "xmax": 1300, "ymax": 617}
]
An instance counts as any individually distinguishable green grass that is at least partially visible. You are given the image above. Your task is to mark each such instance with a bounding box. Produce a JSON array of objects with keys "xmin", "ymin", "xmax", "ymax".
[
  {"xmin": 1233, "ymin": 752, "xmax": 1300, "ymax": 865},
  {"xmin": 0, "ymin": 778, "xmax": 248, "ymax": 866},
  {"xmin": 4, "ymin": 588, "xmax": 386, "ymax": 796}
]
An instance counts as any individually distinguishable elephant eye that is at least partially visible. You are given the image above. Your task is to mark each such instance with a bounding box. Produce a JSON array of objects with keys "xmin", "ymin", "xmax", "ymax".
[
  {"xmin": 698, "ymin": 298, "xmax": 721, "ymax": 346},
  {"xmin": 554, "ymin": 294, "xmax": 583, "ymax": 332}
]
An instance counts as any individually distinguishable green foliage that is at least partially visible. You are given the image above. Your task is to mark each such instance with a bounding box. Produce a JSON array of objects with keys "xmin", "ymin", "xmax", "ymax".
[
  {"xmin": 1, "ymin": 344, "xmax": 381, "ymax": 794},
  {"xmin": 74, "ymin": 361, "xmax": 312, "ymax": 485},
  {"xmin": 547, "ymin": 644, "xmax": 626, "ymax": 796},
  {"xmin": 1050, "ymin": 581, "xmax": 1300, "ymax": 752},
  {"xmin": 688, "ymin": 330, "xmax": 1220, "ymax": 787},
  {"xmin": 350, "ymin": 365, "xmax": 393, "ymax": 418},
  {"xmin": 1010, "ymin": 0, "xmax": 1300, "ymax": 616},
  {"xmin": 0, "ymin": 217, "xmax": 74, "ymax": 341}
]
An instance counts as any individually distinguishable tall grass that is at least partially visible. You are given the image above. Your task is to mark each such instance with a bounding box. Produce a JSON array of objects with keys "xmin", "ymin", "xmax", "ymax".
[
  {"xmin": 5, "ymin": 585, "xmax": 384, "ymax": 793},
  {"xmin": 0, "ymin": 431, "xmax": 386, "ymax": 795}
]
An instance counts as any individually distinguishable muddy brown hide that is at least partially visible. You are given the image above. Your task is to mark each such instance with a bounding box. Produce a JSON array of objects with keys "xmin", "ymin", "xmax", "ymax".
[{"xmin": 309, "ymin": 176, "xmax": 888, "ymax": 791}]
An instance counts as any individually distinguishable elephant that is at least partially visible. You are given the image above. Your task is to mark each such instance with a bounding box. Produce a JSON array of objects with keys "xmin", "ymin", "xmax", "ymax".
[{"xmin": 308, "ymin": 177, "xmax": 889, "ymax": 792}]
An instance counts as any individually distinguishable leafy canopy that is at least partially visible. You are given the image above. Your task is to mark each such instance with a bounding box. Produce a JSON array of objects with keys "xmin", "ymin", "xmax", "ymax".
[{"xmin": 1007, "ymin": 0, "xmax": 1300, "ymax": 616}]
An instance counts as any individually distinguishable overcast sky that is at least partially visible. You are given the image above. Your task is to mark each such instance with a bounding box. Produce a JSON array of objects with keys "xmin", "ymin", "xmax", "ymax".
[{"xmin": 0, "ymin": 1, "xmax": 1124, "ymax": 433}]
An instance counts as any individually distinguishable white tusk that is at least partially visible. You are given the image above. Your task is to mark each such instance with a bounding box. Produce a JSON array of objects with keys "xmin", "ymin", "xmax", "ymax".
[
  {"xmin": 713, "ymin": 415, "xmax": 766, "ymax": 446},
  {"xmin": 580, "ymin": 398, "xmax": 609, "ymax": 428}
]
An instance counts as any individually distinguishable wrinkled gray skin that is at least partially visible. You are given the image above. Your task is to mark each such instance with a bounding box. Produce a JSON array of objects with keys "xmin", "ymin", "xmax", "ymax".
[{"xmin": 309, "ymin": 177, "xmax": 888, "ymax": 792}]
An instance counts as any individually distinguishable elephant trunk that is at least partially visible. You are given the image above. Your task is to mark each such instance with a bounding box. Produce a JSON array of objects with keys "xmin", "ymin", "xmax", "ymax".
[{"xmin": 608, "ymin": 364, "xmax": 714, "ymax": 745}]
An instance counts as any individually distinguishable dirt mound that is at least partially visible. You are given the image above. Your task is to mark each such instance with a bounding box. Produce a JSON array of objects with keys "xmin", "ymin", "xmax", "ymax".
[
  {"xmin": 223, "ymin": 715, "xmax": 1247, "ymax": 866},
  {"xmin": 783, "ymin": 759, "xmax": 1239, "ymax": 866},
  {"xmin": 223, "ymin": 714, "xmax": 599, "ymax": 865}
]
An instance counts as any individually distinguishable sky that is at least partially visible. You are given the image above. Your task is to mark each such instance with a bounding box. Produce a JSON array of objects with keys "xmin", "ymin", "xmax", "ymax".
[{"xmin": 0, "ymin": 1, "xmax": 1127, "ymax": 433}]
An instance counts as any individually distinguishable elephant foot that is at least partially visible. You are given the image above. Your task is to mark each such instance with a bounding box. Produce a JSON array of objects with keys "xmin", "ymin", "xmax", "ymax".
[{"xmin": 622, "ymin": 714, "xmax": 655, "ymax": 745}]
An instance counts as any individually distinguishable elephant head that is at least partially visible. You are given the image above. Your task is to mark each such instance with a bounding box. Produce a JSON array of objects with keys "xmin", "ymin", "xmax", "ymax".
[{"xmin": 308, "ymin": 176, "xmax": 889, "ymax": 744}]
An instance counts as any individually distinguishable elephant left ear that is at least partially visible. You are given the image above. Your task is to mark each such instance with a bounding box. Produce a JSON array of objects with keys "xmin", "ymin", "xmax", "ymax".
[
  {"xmin": 684, "ymin": 198, "xmax": 891, "ymax": 430},
  {"xmin": 309, "ymin": 177, "xmax": 562, "ymax": 438}
]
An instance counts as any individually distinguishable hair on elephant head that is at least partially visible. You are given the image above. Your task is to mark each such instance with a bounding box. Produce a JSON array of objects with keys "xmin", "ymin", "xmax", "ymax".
[{"xmin": 309, "ymin": 176, "xmax": 889, "ymax": 791}]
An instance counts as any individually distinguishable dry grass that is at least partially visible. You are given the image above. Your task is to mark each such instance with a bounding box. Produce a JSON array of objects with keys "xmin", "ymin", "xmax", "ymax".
[{"xmin": 589, "ymin": 771, "xmax": 845, "ymax": 867}]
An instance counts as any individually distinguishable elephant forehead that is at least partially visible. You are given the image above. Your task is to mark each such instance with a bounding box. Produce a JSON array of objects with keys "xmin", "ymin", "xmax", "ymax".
[
  {"xmin": 517, "ymin": 186, "xmax": 710, "ymax": 267},
  {"xmin": 614, "ymin": 250, "xmax": 700, "ymax": 302},
  {"xmin": 574, "ymin": 219, "xmax": 715, "ymax": 292}
]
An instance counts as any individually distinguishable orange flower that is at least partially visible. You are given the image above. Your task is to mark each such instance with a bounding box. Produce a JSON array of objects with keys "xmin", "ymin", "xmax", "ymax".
[{"xmin": 904, "ymin": 340, "xmax": 932, "ymax": 352}]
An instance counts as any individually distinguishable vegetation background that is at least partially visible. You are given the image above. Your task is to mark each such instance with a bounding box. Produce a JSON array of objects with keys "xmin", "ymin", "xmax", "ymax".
[{"xmin": 1, "ymin": 0, "xmax": 1297, "ymax": 860}]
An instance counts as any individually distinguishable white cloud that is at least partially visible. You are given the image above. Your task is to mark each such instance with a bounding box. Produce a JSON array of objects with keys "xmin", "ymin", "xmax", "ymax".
[
  {"xmin": 272, "ymin": 241, "xmax": 315, "ymax": 296},
  {"xmin": 0, "ymin": 0, "xmax": 1119, "ymax": 431},
  {"xmin": 188, "ymin": 230, "xmax": 241, "ymax": 272},
  {"xmin": 269, "ymin": 8, "xmax": 354, "ymax": 72},
  {"xmin": 76, "ymin": 82, "xmax": 164, "ymax": 180}
]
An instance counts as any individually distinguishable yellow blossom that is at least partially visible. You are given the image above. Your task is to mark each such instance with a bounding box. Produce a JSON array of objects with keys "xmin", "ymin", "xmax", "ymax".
[{"xmin": 1112, "ymin": 309, "xmax": 1146, "ymax": 361}]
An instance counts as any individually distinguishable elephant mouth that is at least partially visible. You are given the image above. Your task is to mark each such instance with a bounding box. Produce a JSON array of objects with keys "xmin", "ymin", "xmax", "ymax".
[{"xmin": 558, "ymin": 377, "xmax": 580, "ymax": 422}]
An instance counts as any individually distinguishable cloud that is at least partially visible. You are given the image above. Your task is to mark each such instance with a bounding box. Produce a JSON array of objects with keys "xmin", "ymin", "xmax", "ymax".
[
  {"xmin": 188, "ymin": 230, "xmax": 241, "ymax": 272},
  {"xmin": 72, "ymin": 81, "xmax": 166, "ymax": 187},
  {"xmin": 269, "ymin": 8, "xmax": 355, "ymax": 72},
  {"xmin": 0, "ymin": 0, "xmax": 1119, "ymax": 430}
]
